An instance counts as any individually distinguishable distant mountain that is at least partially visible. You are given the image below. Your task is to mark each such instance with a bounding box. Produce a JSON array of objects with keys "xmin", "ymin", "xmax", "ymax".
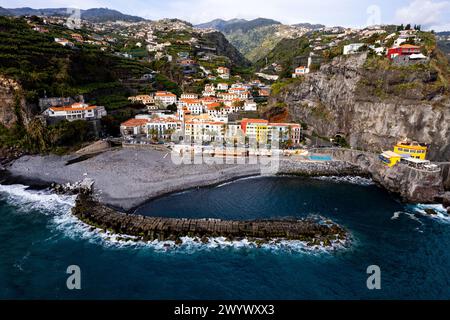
[
  {"xmin": 196, "ymin": 18, "xmax": 318, "ymax": 62},
  {"xmin": 195, "ymin": 18, "xmax": 246, "ymax": 30},
  {"xmin": 2, "ymin": 7, "xmax": 146, "ymax": 22},
  {"xmin": 293, "ymin": 22, "xmax": 325, "ymax": 30},
  {"xmin": 437, "ymin": 32, "xmax": 450, "ymax": 59},
  {"xmin": 196, "ymin": 18, "xmax": 281, "ymax": 33},
  {"xmin": 80, "ymin": 8, "xmax": 145, "ymax": 23},
  {"xmin": 0, "ymin": 7, "xmax": 12, "ymax": 16}
]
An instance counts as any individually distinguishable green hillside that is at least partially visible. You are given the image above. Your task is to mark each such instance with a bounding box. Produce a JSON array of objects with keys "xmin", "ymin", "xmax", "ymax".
[{"xmin": 0, "ymin": 16, "xmax": 166, "ymax": 108}]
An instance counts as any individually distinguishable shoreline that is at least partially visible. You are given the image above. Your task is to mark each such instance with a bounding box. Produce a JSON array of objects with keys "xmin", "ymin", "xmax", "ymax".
[
  {"xmin": 3, "ymin": 147, "xmax": 447, "ymax": 214},
  {"xmin": 3, "ymin": 148, "xmax": 367, "ymax": 211}
]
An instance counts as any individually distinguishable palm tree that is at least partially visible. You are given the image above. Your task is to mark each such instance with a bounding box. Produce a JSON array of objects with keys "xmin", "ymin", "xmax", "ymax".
[
  {"xmin": 148, "ymin": 128, "xmax": 159, "ymax": 142},
  {"xmin": 163, "ymin": 128, "xmax": 176, "ymax": 141}
]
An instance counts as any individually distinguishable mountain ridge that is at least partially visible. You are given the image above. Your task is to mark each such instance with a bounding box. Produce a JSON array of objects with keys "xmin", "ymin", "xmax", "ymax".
[
  {"xmin": 1, "ymin": 7, "xmax": 146, "ymax": 22},
  {"xmin": 196, "ymin": 18, "xmax": 324, "ymax": 62}
]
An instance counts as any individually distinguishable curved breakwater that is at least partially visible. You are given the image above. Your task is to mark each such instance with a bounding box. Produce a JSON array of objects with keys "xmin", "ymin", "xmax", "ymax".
[{"xmin": 72, "ymin": 193, "xmax": 348, "ymax": 247}]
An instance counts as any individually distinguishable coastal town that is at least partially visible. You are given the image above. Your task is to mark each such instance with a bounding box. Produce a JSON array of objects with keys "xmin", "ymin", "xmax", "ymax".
[
  {"xmin": 34, "ymin": 20, "xmax": 437, "ymax": 170},
  {"xmin": 2, "ymin": 2, "xmax": 450, "ymax": 304},
  {"xmin": 0, "ymin": 8, "xmax": 448, "ymax": 210}
]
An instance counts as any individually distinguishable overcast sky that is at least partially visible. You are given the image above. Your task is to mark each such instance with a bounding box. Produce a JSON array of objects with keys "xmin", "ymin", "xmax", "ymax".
[{"xmin": 1, "ymin": 0, "xmax": 449, "ymax": 31}]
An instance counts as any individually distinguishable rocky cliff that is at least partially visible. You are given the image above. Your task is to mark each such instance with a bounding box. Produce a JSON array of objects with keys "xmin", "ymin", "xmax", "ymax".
[
  {"xmin": 270, "ymin": 53, "xmax": 450, "ymax": 161},
  {"xmin": 0, "ymin": 75, "xmax": 31, "ymax": 128},
  {"xmin": 311, "ymin": 148, "xmax": 444, "ymax": 203},
  {"xmin": 201, "ymin": 31, "xmax": 251, "ymax": 68}
]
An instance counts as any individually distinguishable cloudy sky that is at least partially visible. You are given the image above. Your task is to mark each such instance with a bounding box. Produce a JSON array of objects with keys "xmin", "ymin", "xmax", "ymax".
[{"xmin": 1, "ymin": 0, "xmax": 449, "ymax": 31}]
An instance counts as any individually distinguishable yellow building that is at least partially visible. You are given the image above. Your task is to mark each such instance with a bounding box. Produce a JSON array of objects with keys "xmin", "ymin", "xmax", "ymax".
[
  {"xmin": 394, "ymin": 141, "xmax": 427, "ymax": 160},
  {"xmin": 379, "ymin": 151, "xmax": 402, "ymax": 167},
  {"xmin": 241, "ymin": 119, "xmax": 269, "ymax": 144}
]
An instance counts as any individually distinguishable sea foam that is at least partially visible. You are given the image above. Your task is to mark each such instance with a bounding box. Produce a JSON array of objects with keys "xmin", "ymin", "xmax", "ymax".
[
  {"xmin": 313, "ymin": 176, "xmax": 375, "ymax": 186},
  {"xmin": 409, "ymin": 203, "xmax": 450, "ymax": 224}
]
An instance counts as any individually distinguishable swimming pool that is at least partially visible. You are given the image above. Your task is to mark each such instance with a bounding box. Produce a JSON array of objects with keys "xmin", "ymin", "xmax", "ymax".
[{"xmin": 309, "ymin": 154, "xmax": 333, "ymax": 161}]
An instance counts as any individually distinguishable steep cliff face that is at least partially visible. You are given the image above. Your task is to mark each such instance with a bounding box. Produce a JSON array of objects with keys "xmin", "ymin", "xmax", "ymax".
[
  {"xmin": 0, "ymin": 75, "xmax": 31, "ymax": 128},
  {"xmin": 201, "ymin": 32, "xmax": 251, "ymax": 68},
  {"xmin": 270, "ymin": 53, "xmax": 450, "ymax": 161}
]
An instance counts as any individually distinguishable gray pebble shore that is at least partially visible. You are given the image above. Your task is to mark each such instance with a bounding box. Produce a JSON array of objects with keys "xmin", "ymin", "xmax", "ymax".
[{"xmin": 7, "ymin": 147, "xmax": 362, "ymax": 211}]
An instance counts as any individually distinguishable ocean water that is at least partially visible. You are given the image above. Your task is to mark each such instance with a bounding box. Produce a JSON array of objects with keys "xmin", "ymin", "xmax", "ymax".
[{"xmin": 1, "ymin": 176, "xmax": 450, "ymax": 299}]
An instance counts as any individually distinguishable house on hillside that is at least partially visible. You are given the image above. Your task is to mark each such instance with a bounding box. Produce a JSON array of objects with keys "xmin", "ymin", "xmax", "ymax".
[
  {"xmin": 54, "ymin": 38, "xmax": 74, "ymax": 48},
  {"xmin": 128, "ymin": 95, "xmax": 154, "ymax": 105},
  {"xmin": 217, "ymin": 67, "xmax": 230, "ymax": 80},
  {"xmin": 217, "ymin": 83, "xmax": 229, "ymax": 91},
  {"xmin": 154, "ymin": 91, "xmax": 177, "ymax": 106},
  {"xmin": 43, "ymin": 103, "xmax": 106, "ymax": 122},
  {"xmin": 292, "ymin": 66, "xmax": 309, "ymax": 78},
  {"xmin": 180, "ymin": 93, "xmax": 199, "ymax": 100},
  {"xmin": 387, "ymin": 44, "xmax": 421, "ymax": 60}
]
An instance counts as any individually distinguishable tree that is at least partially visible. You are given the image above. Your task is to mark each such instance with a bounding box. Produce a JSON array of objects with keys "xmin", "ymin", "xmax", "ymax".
[
  {"xmin": 232, "ymin": 100, "xmax": 245, "ymax": 108},
  {"xmin": 167, "ymin": 103, "xmax": 177, "ymax": 113},
  {"xmin": 163, "ymin": 128, "xmax": 175, "ymax": 140},
  {"xmin": 149, "ymin": 128, "xmax": 159, "ymax": 141}
]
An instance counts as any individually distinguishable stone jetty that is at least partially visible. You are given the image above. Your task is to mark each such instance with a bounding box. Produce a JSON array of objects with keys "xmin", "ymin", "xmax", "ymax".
[{"xmin": 72, "ymin": 194, "xmax": 347, "ymax": 245}]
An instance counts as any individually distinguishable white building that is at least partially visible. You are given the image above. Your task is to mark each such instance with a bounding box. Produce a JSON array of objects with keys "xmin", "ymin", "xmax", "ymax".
[
  {"xmin": 217, "ymin": 83, "xmax": 229, "ymax": 91},
  {"xmin": 268, "ymin": 123, "xmax": 301, "ymax": 144},
  {"xmin": 217, "ymin": 66, "xmax": 230, "ymax": 80},
  {"xmin": 292, "ymin": 66, "xmax": 309, "ymax": 78},
  {"xmin": 218, "ymin": 92, "xmax": 249, "ymax": 100},
  {"xmin": 202, "ymin": 84, "xmax": 216, "ymax": 97},
  {"xmin": 185, "ymin": 119, "xmax": 226, "ymax": 143},
  {"xmin": 120, "ymin": 118, "xmax": 149, "ymax": 137},
  {"xmin": 54, "ymin": 37, "xmax": 74, "ymax": 47},
  {"xmin": 180, "ymin": 93, "xmax": 199, "ymax": 99},
  {"xmin": 154, "ymin": 91, "xmax": 177, "ymax": 106},
  {"xmin": 44, "ymin": 102, "xmax": 106, "ymax": 121},
  {"xmin": 206, "ymin": 102, "xmax": 243, "ymax": 119},
  {"xmin": 128, "ymin": 95, "xmax": 154, "ymax": 105},
  {"xmin": 244, "ymin": 100, "xmax": 257, "ymax": 111},
  {"xmin": 146, "ymin": 117, "xmax": 181, "ymax": 140},
  {"xmin": 178, "ymin": 99, "xmax": 204, "ymax": 115}
]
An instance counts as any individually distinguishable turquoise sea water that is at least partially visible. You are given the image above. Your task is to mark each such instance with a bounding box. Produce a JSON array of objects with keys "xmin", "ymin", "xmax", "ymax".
[{"xmin": 1, "ymin": 176, "xmax": 450, "ymax": 299}]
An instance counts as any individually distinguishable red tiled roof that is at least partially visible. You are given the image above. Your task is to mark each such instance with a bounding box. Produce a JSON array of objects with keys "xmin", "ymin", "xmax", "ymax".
[
  {"xmin": 120, "ymin": 119, "xmax": 149, "ymax": 127},
  {"xmin": 155, "ymin": 91, "xmax": 176, "ymax": 97}
]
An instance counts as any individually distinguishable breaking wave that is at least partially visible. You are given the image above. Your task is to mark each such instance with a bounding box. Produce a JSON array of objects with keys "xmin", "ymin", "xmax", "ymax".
[
  {"xmin": 408, "ymin": 203, "xmax": 450, "ymax": 223},
  {"xmin": 0, "ymin": 184, "xmax": 76, "ymax": 214},
  {"xmin": 215, "ymin": 175, "xmax": 262, "ymax": 188},
  {"xmin": 313, "ymin": 176, "xmax": 375, "ymax": 186}
]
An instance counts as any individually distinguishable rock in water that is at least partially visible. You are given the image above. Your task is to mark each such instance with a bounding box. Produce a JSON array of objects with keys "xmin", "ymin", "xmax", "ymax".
[{"xmin": 424, "ymin": 208, "xmax": 438, "ymax": 215}]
